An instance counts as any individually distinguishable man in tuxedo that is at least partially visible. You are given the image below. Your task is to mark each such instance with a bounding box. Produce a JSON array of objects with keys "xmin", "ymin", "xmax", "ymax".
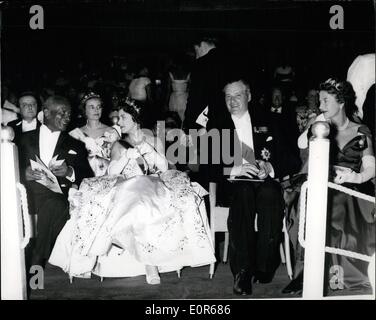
[
  {"xmin": 7, "ymin": 92, "xmax": 41, "ymax": 145},
  {"xmin": 266, "ymin": 86, "xmax": 301, "ymax": 178},
  {"xmin": 182, "ymin": 35, "xmax": 228, "ymax": 190},
  {"xmin": 183, "ymin": 34, "xmax": 228, "ymax": 132},
  {"xmin": 210, "ymin": 79, "xmax": 294, "ymax": 295},
  {"xmin": 18, "ymin": 95, "xmax": 93, "ymax": 267}
]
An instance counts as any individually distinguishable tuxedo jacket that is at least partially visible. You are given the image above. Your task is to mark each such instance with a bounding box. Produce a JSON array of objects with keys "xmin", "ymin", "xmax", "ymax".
[
  {"xmin": 208, "ymin": 105, "xmax": 301, "ymax": 182},
  {"xmin": 18, "ymin": 127, "xmax": 94, "ymax": 198},
  {"xmin": 183, "ymin": 48, "xmax": 228, "ymax": 131},
  {"xmin": 7, "ymin": 118, "xmax": 41, "ymax": 145}
]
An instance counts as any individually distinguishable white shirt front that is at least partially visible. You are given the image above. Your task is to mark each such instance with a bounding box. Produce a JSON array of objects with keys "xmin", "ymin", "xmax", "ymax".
[
  {"xmin": 22, "ymin": 119, "xmax": 37, "ymax": 132},
  {"xmin": 230, "ymin": 111, "xmax": 274, "ymax": 178},
  {"xmin": 39, "ymin": 124, "xmax": 61, "ymax": 167},
  {"xmin": 231, "ymin": 111, "xmax": 254, "ymax": 163}
]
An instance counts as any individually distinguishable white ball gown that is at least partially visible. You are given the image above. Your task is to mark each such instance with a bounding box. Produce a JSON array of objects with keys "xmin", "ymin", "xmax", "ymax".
[{"xmin": 49, "ymin": 140, "xmax": 215, "ymax": 279}]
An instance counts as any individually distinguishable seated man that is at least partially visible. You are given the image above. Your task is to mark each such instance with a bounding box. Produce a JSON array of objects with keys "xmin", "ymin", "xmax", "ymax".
[
  {"xmin": 18, "ymin": 95, "xmax": 93, "ymax": 267},
  {"xmin": 210, "ymin": 78, "xmax": 298, "ymax": 295},
  {"xmin": 7, "ymin": 92, "xmax": 41, "ymax": 145}
]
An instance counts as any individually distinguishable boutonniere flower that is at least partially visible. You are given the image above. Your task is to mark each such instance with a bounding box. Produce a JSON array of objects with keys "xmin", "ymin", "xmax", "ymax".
[{"xmin": 261, "ymin": 148, "xmax": 271, "ymax": 161}]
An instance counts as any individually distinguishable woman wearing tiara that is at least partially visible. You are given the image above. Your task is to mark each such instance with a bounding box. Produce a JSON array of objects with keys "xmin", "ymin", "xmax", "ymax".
[
  {"xmin": 69, "ymin": 92, "xmax": 120, "ymax": 177},
  {"xmin": 283, "ymin": 78, "xmax": 375, "ymax": 294},
  {"xmin": 49, "ymin": 98, "xmax": 215, "ymax": 285}
]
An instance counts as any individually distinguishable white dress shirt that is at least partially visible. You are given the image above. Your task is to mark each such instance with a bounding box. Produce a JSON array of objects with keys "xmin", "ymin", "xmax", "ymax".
[
  {"xmin": 230, "ymin": 111, "xmax": 274, "ymax": 178},
  {"xmin": 231, "ymin": 111, "xmax": 254, "ymax": 163},
  {"xmin": 22, "ymin": 119, "xmax": 37, "ymax": 132},
  {"xmin": 39, "ymin": 125, "xmax": 75, "ymax": 182},
  {"xmin": 39, "ymin": 125, "xmax": 61, "ymax": 167}
]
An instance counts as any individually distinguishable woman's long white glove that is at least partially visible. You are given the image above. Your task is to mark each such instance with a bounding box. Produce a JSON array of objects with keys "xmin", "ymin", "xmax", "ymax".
[
  {"xmin": 107, "ymin": 148, "xmax": 131, "ymax": 175},
  {"xmin": 334, "ymin": 155, "xmax": 375, "ymax": 184}
]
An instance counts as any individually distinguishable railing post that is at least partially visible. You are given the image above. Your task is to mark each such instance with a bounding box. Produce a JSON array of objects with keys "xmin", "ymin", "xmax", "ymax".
[
  {"xmin": 302, "ymin": 121, "xmax": 330, "ymax": 299},
  {"xmin": 1, "ymin": 127, "xmax": 28, "ymax": 300}
]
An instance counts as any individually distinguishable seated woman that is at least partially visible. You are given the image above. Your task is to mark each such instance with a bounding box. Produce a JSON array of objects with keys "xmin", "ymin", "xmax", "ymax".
[
  {"xmin": 49, "ymin": 98, "xmax": 215, "ymax": 285},
  {"xmin": 283, "ymin": 78, "xmax": 375, "ymax": 294},
  {"xmin": 69, "ymin": 92, "xmax": 120, "ymax": 176}
]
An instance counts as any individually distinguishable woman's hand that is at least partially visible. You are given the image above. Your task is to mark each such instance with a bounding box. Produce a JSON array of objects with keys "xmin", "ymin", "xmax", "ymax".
[
  {"xmin": 334, "ymin": 169, "xmax": 362, "ymax": 184},
  {"xmin": 126, "ymin": 148, "xmax": 140, "ymax": 160},
  {"xmin": 137, "ymin": 141, "xmax": 154, "ymax": 155}
]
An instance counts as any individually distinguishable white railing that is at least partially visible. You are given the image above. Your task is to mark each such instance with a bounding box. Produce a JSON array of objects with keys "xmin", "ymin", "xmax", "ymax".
[
  {"xmin": 1, "ymin": 127, "xmax": 31, "ymax": 300},
  {"xmin": 301, "ymin": 122, "xmax": 375, "ymax": 299}
]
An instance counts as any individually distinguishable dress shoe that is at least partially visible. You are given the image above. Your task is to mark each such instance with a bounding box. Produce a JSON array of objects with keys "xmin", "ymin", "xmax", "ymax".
[
  {"xmin": 253, "ymin": 271, "xmax": 275, "ymax": 284},
  {"xmin": 145, "ymin": 265, "xmax": 161, "ymax": 285},
  {"xmin": 282, "ymin": 277, "xmax": 303, "ymax": 294},
  {"xmin": 233, "ymin": 269, "xmax": 252, "ymax": 295}
]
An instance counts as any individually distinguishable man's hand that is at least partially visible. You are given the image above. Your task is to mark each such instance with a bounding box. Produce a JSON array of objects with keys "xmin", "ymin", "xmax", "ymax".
[
  {"xmin": 50, "ymin": 162, "xmax": 72, "ymax": 177},
  {"xmin": 255, "ymin": 160, "xmax": 272, "ymax": 179},
  {"xmin": 25, "ymin": 166, "xmax": 46, "ymax": 181},
  {"xmin": 198, "ymin": 127, "xmax": 207, "ymax": 136},
  {"xmin": 239, "ymin": 163, "xmax": 260, "ymax": 178}
]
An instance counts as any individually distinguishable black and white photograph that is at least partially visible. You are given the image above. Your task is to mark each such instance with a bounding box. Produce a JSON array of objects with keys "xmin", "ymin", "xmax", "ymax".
[{"xmin": 1, "ymin": 0, "xmax": 375, "ymax": 305}]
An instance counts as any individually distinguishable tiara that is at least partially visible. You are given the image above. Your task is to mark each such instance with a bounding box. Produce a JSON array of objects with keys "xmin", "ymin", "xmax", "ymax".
[
  {"xmin": 81, "ymin": 92, "xmax": 101, "ymax": 103},
  {"xmin": 323, "ymin": 78, "xmax": 342, "ymax": 91},
  {"xmin": 122, "ymin": 97, "xmax": 141, "ymax": 114}
]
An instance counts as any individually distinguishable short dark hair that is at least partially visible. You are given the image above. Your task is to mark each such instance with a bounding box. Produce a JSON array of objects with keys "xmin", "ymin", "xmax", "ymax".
[
  {"xmin": 44, "ymin": 95, "xmax": 71, "ymax": 111},
  {"xmin": 319, "ymin": 78, "xmax": 357, "ymax": 118},
  {"xmin": 223, "ymin": 78, "xmax": 251, "ymax": 93},
  {"xmin": 193, "ymin": 33, "xmax": 219, "ymax": 47},
  {"xmin": 18, "ymin": 91, "xmax": 40, "ymax": 107}
]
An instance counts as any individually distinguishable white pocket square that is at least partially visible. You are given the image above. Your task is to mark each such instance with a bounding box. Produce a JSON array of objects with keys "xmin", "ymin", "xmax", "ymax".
[
  {"xmin": 68, "ymin": 150, "xmax": 77, "ymax": 155},
  {"xmin": 266, "ymin": 136, "xmax": 273, "ymax": 142}
]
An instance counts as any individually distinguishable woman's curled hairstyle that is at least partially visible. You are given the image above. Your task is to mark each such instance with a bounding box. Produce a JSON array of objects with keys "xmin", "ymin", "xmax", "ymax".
[
  {"xmin": 118, "ymin": 97, "xmax": 145, "ymax": 126},
  {"xmin": 319, "ymin": 78, "xmax": 357, "ymax": 118}
]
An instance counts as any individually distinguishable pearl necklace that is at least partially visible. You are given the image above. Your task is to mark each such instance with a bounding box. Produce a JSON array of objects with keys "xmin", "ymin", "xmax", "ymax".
[{"xmin": 336, "ymin": 118, "xmax": 349, "ymax": 131}]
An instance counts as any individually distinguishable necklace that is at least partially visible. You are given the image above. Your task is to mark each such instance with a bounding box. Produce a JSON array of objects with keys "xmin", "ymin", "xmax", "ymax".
[{"xmin": 337, "ymin": 118, "xmax": 349, "ymax": 131}]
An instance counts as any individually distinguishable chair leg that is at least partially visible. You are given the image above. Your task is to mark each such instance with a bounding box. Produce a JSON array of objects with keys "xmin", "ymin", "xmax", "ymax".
[
  {"xmin": 209, "ymin": 263, "xmax": 215, "ymax": 279},
  {"xmin": 209, "ymin": 226, "xmax": 216, "ymax": 278},
  {"xmin": 223, "ymin": 232, "xmax": 229, "ymax": 264},
  {"xmin": 280, "ymin": 243, "xmax": 286, "ymax": 264},
  {"xmin": 283, "ymin": 225, "xmax": 293, "ymax": 280},
  {"xmin": 100, "ymin": 277, "xmax": 104, "ymax": 282}
]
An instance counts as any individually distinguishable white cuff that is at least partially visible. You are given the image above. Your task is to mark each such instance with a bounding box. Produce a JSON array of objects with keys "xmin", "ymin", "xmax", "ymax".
[
  {"xmin": 267, "ymin": 162, "xmax": 275, "ymax": 178},
  {"xmin": 230, "ymin": 165, "xmax": 242, "ymax": 178}
]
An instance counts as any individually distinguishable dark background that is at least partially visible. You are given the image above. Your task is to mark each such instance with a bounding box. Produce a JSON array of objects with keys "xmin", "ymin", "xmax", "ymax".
[{"xmin": 1, "ymin": 0, "xmax": 375, "ymax": 93}]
